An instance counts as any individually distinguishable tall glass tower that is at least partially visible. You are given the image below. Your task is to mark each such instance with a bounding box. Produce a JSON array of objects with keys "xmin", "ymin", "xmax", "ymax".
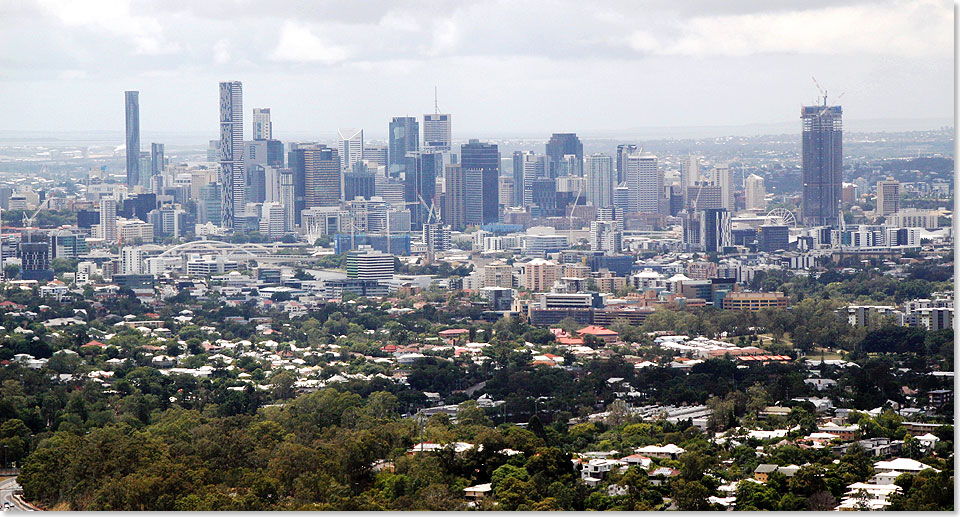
[
  {"xmin": 125, "ymin": 91, "xmax": 140, "ymax": 187},
  {"xmin": 801, "ymin": 102, "xmax": 842, "ymax": 227}
]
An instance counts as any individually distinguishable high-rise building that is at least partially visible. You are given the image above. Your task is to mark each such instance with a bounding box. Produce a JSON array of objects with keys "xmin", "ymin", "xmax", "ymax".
[
  {"xmin": 680, "ymin": 155, "xmax": 699, "ymax": 206},
  {"xmin": 876, "ymin": 180, "xmax": 901, "ymax": 215},
  {"xmin": 120, "ymin": 247, "xmax": 145, "ymax": 275},
  {"xmin": 511, "ymin": 151, "xmax": 526, "ymax": 207},
  {"xmin": 712, "ymin": 163, "xmax": 734, "ymax": 211},
  {"xmin": 279, "ymin": 169, "xmax": 295, "ymax": 231},
  {"xmin": 337, "ymin": 128, "xmax": 364, "ymax": 171},
  {"xmin": 302, "ymin": 146, "xmax": 341, "ymax": 209},
  {"xmin": 388, "ymin": 117, "xmax": 419, "ymax": 177},
  {"xmin": 150, "ymin": 143, "xmax": 164, "ymax": 176},
  {"xmin": 252, "ymin": 108, "xmax": 272, "ymax": 140},
  {"xmin": 100, "ymin": 196, "xmax": 117, "ymax": 242},
  {"xmin": 585, "ymin": 153, "xmax": 614, "ymax": 208},
  {"xmin": 545, "ymin": 133, "xmax": 583, "ymax": 177},
  {"xmin": 589, "ymin": 220, "xmax": 622, "ymax": 255},
  {"xmin": 404, "ymin": 152, "xmax": 441, "ymax": 229},
  {"xmin": 219, "ymin": 81, "xmax": 244, "ymax": 229},
  {"xmin": 346, "ymin": 250, "xmax": 395, "ymax": 280},
  {"xmin": 801, "ymin": 102, "xmax": 843, "ymax": 226},
  {"xmin": 259, "ymin": 202, "xmax": 287, "ymax": 238},
  {"xmin": 745, "ymin": 174, "xmax": 766, "ymax": 210},
  {"xmin": 759, "ymin": 225, "xmax": 789, "ymax": 252},
  {"xmin": 518, "ymin": 153, "xmax": 550, "ymax": 208},
  {"xmin": 363, "ymin": 145, "xmax": 388, "ymax": 167},
  {"xmin": 701, "ymin": 208, "xmax": 732, "ymax": 253},
  {"xmin": 624, "ymin": 152, "xmax": 661, "ymax": 213},
  {"xmin": 443, "ymin": 163, "xmax": 466, "ymax": 230},
  {"xmin": 125, "ymin": 91, "xmax": 140, "ymax": 187},
  {"xmin": 199, "ymin": 183, "xmax": 222, "ymax": 226},
  {"xmin": 460, "ymin": 139, "xmax": 500, "ymax": 225},
  {"xmin": 423, "ymin": 113, "xmax": 451, "ymax": 153},
  {"xmin": 616, "ymin": 144, "xmax": 638, "ymax": 184}
]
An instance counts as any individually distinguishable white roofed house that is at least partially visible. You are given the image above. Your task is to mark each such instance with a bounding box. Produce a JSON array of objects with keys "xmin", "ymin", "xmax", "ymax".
[{"xmin": 635, "ymin": 444, "xmax": 686, "ymax": 460}]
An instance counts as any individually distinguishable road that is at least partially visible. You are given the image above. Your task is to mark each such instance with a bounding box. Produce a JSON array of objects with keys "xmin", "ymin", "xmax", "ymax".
[{"xmin": 0, "ymin": 477, "xmax": 34, "ymax": 511}]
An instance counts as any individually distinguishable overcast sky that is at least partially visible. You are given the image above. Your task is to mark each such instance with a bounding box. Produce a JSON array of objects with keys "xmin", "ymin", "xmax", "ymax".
[{"xmin": 0, "ymin": 0, "xmax": 953, "ymax": 139}]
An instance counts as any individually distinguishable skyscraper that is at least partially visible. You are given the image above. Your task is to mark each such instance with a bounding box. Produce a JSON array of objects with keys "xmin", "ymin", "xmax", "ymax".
[
  {"xmin": 616, "ymin": 144, "xmax": 638, "ymax": 184},
  {"xmin": 511, "ymin": 151, "xmax": 526, "ymax": 207},
  {"xmin": 443, "ymin": 163, "xmax": 466, "ymax": 230},
  {"xmin": 150, "ymin": 143, "xmax": 164, "ymax": 176},
  {"xmin": 585, "ymin": 153, "xmax": 614, "ymax": 208},
  {"xmin": 291, "ymin": 145, "xmax": 341, "ymax": 210},
  {"xmin": 337, "ymin": 128, "xmax": 364, "ymax": 171},
  {"xmin": 624, "ymin": 152, "xmax": 661, "ymax": 213},
  {"xmin": 404, "ymin": 151, "xmax": 441, "ymax": 229},
  {"xmin": 388, "ymin": 117, "xmax": 419, "ymax": 177},
  {"xmin": 518, "ymin": 153, "xmax": 550, "ymax": 208},
  {"xmin": 680, "ymin": 155, "xmax": 699, "ymax": 206},
  {"xmin": 701, "ymin": 208, "xmax": 731, "ymax": 253},
  {"xmin": 545, "ymin": 133, "xmax": 583, "ymax": 177},
  {"xmin": 801, "ymin": 102, "xmax": 843, "ymax": 226},
  {"xmin": 460, "ymin": 139, "xmax": 500, "ymax": 225},
  {"xmin": 125, "ymin": 91, "xmax": 140, "ymax": 187},
  {"xmin": 219, "ymin": 81, "xmax": 244, "ymax": 229},
  {"xmin": 252, "ymin": 108, "xmax": 272, "ymax": 140},
  {"xmin": 712, "ymin": 163, "xmax": 734, "ymax": 211},
  {"xmin": 423, "ymin": 113, "xmax": 451, "ymax": 153},
  {"xmin": 745, "ymin": 174, "xmax": 766, "ymax": 210}
]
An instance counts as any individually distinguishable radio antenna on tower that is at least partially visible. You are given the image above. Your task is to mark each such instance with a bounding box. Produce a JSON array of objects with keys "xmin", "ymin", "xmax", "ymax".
[{"xmin": 434, "ymin": 86, "xmax": 439, "ymax": 114}]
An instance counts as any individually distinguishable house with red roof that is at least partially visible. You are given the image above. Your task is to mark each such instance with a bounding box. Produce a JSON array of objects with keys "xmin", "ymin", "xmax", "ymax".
[{"xmin": 577, "ymin": 326, "xmax": 619, "ymax": 344}]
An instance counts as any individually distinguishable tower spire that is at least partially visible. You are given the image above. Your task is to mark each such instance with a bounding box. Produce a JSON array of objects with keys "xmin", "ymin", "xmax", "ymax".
[{"xmin": 434, "ymin": 86, "xmax": 439, "ymax": 114}]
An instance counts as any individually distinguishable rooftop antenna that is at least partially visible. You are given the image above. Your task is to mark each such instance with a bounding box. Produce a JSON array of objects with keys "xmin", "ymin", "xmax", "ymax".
[{"xmin": 434, "ymin": 86, "xmax": 439, "ymax": 114}]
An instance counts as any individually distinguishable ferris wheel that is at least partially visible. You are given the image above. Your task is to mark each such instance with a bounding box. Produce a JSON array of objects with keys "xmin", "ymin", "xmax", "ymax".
[{"xmin": 766, "ymin": 208, "xmax": 797, "ymax": 227}]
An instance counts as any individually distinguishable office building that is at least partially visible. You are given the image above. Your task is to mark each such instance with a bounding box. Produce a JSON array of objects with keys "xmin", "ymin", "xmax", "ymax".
[
  {"xmin": 460, "ymin": 139, "xmax": 500, "ymax": 225},
  {"xmin": 518, "ymin": 152, "xmax": 550, "ymax": 207},
  {"xmin": 745, "ymin": 174, "xmax": 766, "ymax": 210},
  {"xmin": 363, "ymin": 145, "xmax": 388, "ymax": 167},
  {"xmin": 100, "ymin": 196, "xmax": 117, "ymax": 242},
  {"xmin": 586, "ymin": 153, "xmax": 614, "ymax": 208},
  {"xmin": 346, "ymin": 250, "xmax": 395, "ymax": 280},
  {"xmin": 289, "ymin": 145, "xmax": 341, "ymax": 223},
  {"xmin": 150, "ymin": 143, "xmax": 165, "ymax": 177},
  {"xmin": 337, "ymin": 128, "xmax": 364, "ymax": 171},
  {"xmin": 624, "ymin": 152, "xmax": 661, "ymax": 213},
  {"xmin": 759, "ymin": 225, "xmax": 789, "ymax": 252},
  {"xmin": 259, "ymin": 202, "xmax": 287, "ymax": 238},
  {"xmin": 423, "ymin": 113, "xmax": 452, "ymax": 153},
  {"xmin": 686, "ymin": 185, "xmax": 724, "ymax": 210},
  {"xmin": 701, "ymin": 208, "xmax": 731, "ymax": 253},
  {"xmin": 712, "ymin": 163, "xmax": 734, "ymax": 211},
  {"xmin": 252, "ymin": 108, "xmax": 272, "ymax": 140},
  {"xmin": 199, "ymin": 183, "xmax": 222, "ymax": 226},
  {"xmin": 443, "ymin": 163, "xmax": 466, "ymax": 230},
  {"xmin": 219, "ymin": 80, "xmax": 244, "ymax": 229},
  {"xmin": 801, "ymin": 102, "xmax": 843, "ymax": 226},
  {"xmin": 545, "ymin": 133, "xmax": 583, "ymax": 177},
  {"xmin": 49, "ymin": 230, "xmax": 87, "ymax": 260},
  {"xmin": 404, "ymin": 152, "xmax": 441, "ymax": 229},
  {"xmin": 344, "ymin": 167, "xmax": 376, "ymax": 201},
  {"xmin": 125, "ymin": 91, "xmax": 140, "ymax": 187},
  {"xmin": 680, "ymin": 155, "xmax": 699, "ymax": 205},
  {"xmin": 388, "ymin": 116, "xmax": 419, "ymax": 177},
  {"xmin": 21, "ymin": 239, "xmax": 53, "ymax": 282},
  {"xmin": 616, "ymin": 144, "xmax": 638, "ymax": 184},
  {"xmin": 876, "ymin": 180, "xmax": 901, "ymax": 215}
]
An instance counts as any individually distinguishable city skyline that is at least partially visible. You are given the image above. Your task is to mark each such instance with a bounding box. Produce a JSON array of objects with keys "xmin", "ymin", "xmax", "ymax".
[{"xmin": 0, "ymin": 1, "xmax": 951, "ymax": 137}]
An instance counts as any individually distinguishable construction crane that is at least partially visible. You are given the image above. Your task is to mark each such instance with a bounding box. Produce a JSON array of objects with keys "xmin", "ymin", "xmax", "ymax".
[
  {"xmin": 416, "ymin": 193, "xmax": 439, "ymax": 264},
  {"xmin": 21, "ymin": 197, "xmax": 54, "ymax": 243}
]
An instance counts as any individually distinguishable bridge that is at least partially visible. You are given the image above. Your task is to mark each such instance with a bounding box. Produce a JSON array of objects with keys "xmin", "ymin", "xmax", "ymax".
[{"xmin": 140, "ymin": 240, "xmax": 330, "ymax": 264}]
